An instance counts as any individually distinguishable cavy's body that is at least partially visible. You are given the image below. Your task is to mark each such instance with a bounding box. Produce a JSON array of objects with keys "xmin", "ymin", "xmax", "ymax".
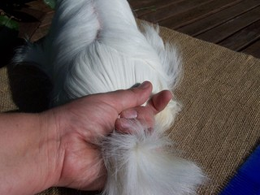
[{"xmin": 14, "ymin": 0, "xmax": 204, "ymax": 194}]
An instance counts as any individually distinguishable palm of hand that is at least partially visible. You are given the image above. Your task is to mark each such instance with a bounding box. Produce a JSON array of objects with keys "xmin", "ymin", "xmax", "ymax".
[{"xmin": 55, "ymin": 96, "xmax": 119, "ymax": 190}]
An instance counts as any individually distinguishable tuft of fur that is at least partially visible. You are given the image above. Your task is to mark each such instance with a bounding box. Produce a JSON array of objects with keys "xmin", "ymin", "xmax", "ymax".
[
  {"xmin": 13, "ymin": 0, "xmax": 205, "ymax": 194},
  {"xmin": 102, "ymin": 121, "xmax": 204, "ymax": 195}
]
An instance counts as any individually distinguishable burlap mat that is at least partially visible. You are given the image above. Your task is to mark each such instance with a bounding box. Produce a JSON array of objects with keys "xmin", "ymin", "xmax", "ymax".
[{"xmin": 1, "ymin": 25, "xmax": 260, "ymax": 194}]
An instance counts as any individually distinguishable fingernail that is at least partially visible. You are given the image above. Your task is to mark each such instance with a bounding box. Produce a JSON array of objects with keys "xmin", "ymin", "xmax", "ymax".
[
  {"xmin": 139, "ymin": 81, "xmax": 150, "ymax": 89},
  {"xmin": 131, "ymin": 83, "xmax": 141, "ymax": 88},
  {"xmin": 120, "ymin": 109, "xmax": 138, "ymax": 119}
]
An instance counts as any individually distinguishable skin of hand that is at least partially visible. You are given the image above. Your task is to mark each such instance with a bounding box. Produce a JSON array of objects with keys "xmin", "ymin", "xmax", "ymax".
[{"xmin": 0, "ymin": 81, "xmax": 172, "ymax": 194}]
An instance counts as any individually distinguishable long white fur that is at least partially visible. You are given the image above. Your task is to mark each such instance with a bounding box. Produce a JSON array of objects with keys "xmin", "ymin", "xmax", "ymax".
[
  {"xmin": 13, "ymin": 0, "xmax": 205, "ymax": 194},
  {"xmin": 102, "ymin": 122, "xmax": 204, "ymax": 195}
]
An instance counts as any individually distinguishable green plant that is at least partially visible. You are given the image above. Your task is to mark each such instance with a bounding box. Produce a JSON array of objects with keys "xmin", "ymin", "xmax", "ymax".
[{"xmin": 0, "ymin": 15, "xmax": 19, "ymax": 31}]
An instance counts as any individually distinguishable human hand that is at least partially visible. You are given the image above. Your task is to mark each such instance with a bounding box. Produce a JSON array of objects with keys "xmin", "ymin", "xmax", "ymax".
[{"xmin": 43, "ymin": 81, "xmax": 172, "ymax": 191}]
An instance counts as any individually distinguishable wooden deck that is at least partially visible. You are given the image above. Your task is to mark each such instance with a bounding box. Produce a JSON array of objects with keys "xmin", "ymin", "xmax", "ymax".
[
  {"xmin": 4, "ymin": 0, "xmax": 260, "ymax": 60},
  {"xmin": 130, "ymin": 0, "xmax": 260, "ymax": 58}
]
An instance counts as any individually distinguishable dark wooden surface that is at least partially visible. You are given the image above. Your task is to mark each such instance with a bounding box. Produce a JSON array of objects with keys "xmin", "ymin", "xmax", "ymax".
[
  {"xmin": 131, "ymin": 0, "xmax": 260, "ymax": 58},
  {"xmin": 12, "ymin": 0, "xmax": 260, "ymax": 59}
]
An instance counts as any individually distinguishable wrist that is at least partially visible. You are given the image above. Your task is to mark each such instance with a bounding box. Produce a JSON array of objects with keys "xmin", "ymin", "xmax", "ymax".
[
  {"xmin": 38, "ymin": 109, "xmax": 65, "ymax": 189},
  {"xmin": 0, "ymin": 112, "xmax": 64, "ymax": 194}
]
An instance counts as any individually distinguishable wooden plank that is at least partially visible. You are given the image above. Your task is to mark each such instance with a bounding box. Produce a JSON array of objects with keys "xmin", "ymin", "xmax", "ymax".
[
  {"xmin": 219, "ymin": 19, "xmax": 260, "ymax": 51},
  {"xmin": 133, "ymin": 0, "xmax": 185, "ymax": 17},
  {"xmin": 159, "ymin": 0, "xmax": 242, "ymax": 29},
  {"xmin": 196, "ymin": 6, "xmax": 260, "ymax": 44},
  {"xmin": 242, "ymin": 39, "xmax": 260, "ymax": 58},
  {"xmin": 177, "ymin": 0, "xmax": 260, "ymax": 36},
  {"xmin": 138, "ymin": 0, "xmax": 214, "ymax": 24},
  {"xmin": 129, "ymin": 0, "xmax": 169, "ymax": 10}
]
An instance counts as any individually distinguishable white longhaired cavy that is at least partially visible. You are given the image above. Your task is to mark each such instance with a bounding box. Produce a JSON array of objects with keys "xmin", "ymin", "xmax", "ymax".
[{"xmin": 14, "ymin": 0, "xmax": 205, "ymax": 194}]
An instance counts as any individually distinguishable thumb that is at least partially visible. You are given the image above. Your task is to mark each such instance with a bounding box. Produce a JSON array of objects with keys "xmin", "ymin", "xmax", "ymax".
[
  {"xmin": 147, "ymin": 90, "xmax": 173, "ymax": 114},
  {"xmin": 105, "ymin": 81, "xmax": 153, "ymax": 113}
]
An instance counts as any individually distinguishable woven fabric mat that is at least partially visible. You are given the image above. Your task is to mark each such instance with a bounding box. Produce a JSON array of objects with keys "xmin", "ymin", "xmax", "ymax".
[
  {"xmin": 1, "ymin": 25, "xmax": 260, "ymax": 194},
  {"xmin": 160, "ymin": 26, "xmax": 260, "ymax": 194},
  {"xmin": 0, "ymin": 67, "xmax": 17, "ymax": 112}
]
